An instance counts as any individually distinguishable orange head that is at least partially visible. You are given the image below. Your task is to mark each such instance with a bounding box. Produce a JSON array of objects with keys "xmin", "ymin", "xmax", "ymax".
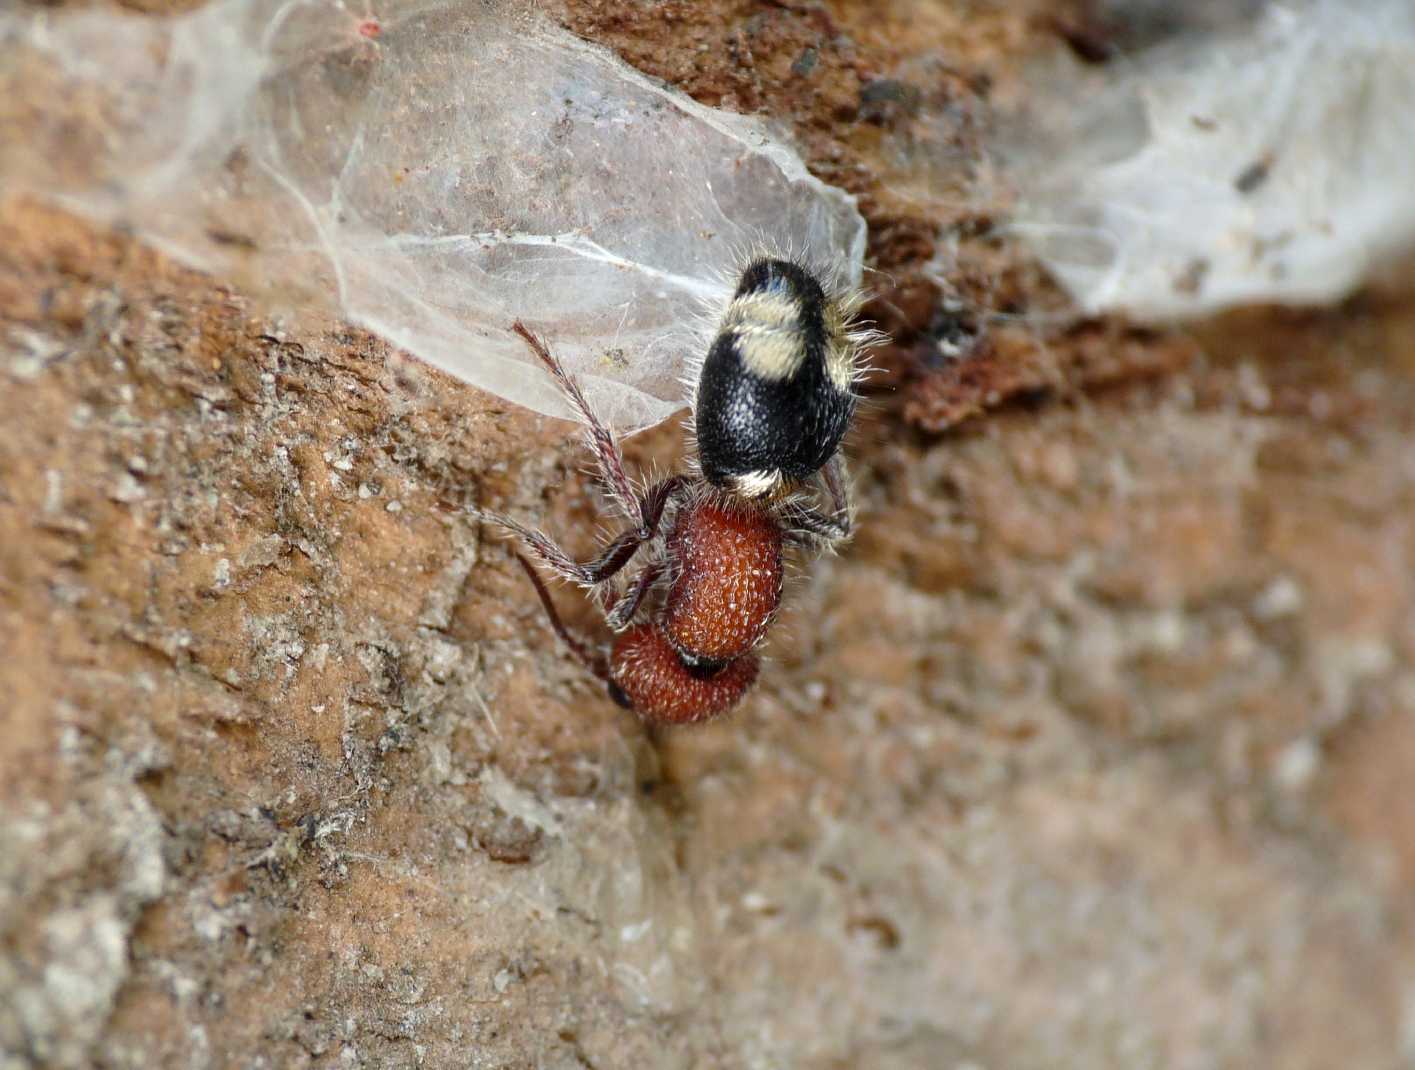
[{"xmin": 609, "ymin": 623, "xmax": 759, "ymax": 725}]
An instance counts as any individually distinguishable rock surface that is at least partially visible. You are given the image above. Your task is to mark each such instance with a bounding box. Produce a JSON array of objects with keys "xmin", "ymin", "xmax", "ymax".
[{"xmin": 4, "ymin": 2, "xmax": 1415, "ymax": 1068}]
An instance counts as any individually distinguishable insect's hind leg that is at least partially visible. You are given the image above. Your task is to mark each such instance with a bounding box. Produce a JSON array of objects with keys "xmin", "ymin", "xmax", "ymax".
[
  {"xmin": 783, "ymin": 454, "xmax": 854, "ymax": 546},
  {"xmin": 512, "ymin": 320, "xmax": 642, "ymax": 524}
]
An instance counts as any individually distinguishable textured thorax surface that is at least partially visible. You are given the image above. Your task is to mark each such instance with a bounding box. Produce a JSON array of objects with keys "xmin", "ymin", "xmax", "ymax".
[{"xmin": 664, "ymin": 497, "xmax": 783, "ymax": 664}]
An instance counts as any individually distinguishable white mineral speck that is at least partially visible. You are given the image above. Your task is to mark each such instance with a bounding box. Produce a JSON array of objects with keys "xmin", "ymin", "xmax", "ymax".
[
  {"xmin": 1274, "ymin": 737, "xmax": 1320, "ymax": 791},
  {"xmin": 1253, "ymin": 576, "xmax": 1303, "ymax": 620},
  {"xmin": 110, "ymin": 472, "xmax": 144, "ymax": 503}
]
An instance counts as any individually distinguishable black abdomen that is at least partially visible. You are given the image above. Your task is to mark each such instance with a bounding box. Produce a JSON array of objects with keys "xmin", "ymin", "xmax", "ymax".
[{"xmin": 696, "ymin": 258, "xmax": 856, "ymax": 493}]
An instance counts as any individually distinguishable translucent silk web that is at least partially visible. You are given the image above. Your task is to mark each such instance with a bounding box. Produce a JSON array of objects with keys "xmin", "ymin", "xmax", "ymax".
[{"xmin": 1, "ymin": 0, "xmax": 866, "ymax": 432}]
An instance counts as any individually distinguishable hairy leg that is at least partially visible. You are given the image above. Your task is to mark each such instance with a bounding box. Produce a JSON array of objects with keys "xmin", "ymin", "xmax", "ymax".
[
  {"xmin": 783, "ymin": 453, "xmax": 854, "ymax": 546},
  {"xmin": 513, "ymin": 320, "xmax": 641, "ymax": 523},
  {"xmin": 513, "ymin": 553, "xmax": 611, "ymax": 683},
  {"xmin": 494, "ymin": 322, "xmax": 691, "ymax": 621},
  {"xmin": 477, "ymin": 473, "xmax": 687, "ymax": 589},
  {"xmin": 600, "ymin": 561, "xmax": 664, "ymax": 632}
]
